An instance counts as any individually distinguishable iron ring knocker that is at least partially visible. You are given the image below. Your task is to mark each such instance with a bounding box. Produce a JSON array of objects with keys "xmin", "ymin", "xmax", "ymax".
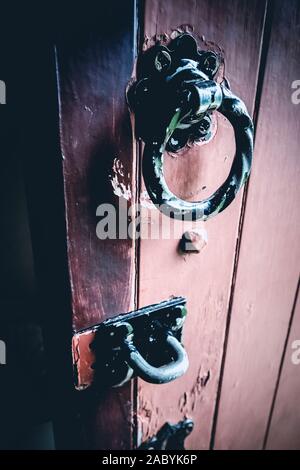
[{"xmin": 128, "ymin": 33, "xmax": 254, "ymax": 221}]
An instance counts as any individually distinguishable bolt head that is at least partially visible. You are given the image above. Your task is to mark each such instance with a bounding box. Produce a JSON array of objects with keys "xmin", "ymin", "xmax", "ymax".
[{"xmin": 201, "ymin": 51, "xmax": 219, "ymax": 77}]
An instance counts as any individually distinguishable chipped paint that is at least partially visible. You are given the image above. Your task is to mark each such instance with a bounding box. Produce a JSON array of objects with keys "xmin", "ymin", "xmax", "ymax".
[
  {"xmin": 180, "ymin": 227, "xmax": 208, "ymax": 254},
  {"xmin": 110, "ymin": 157, "xmax": 132, "ymax": 200}
]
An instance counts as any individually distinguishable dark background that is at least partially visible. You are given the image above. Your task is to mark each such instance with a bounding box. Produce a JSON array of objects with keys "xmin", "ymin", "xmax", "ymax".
[{"xmin": 0, "ymin": 0, "xmax": 124, "ymax": 449}]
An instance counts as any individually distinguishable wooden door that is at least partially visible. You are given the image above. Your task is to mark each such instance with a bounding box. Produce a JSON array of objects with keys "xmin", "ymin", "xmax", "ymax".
[{"xmin": 23, "ymin": 0, "xmax": 299, "ymax": 449}]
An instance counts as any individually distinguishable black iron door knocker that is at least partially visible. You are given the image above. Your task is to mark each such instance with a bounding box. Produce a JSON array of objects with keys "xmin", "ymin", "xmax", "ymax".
[{"xmin": 127, "ymin": 33, "xmax": 254, "ymax": 221}]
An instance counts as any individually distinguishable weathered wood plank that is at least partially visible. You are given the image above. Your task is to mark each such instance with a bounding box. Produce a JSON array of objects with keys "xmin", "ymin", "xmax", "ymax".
[
  {"xmin": 214, "ymin": 0, "xmax": 300, "ymax": 449},
  {"xmin": 55, "ymin": 2, "xmax": 137, "ymax": 449},
  {"xmin": 137, "ymin": 0, "xmax": 266, "ymax": 449}
]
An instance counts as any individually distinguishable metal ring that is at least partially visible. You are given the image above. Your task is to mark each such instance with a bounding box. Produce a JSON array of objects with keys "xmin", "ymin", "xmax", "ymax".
[
  {"xmin": 123, "ymin": 333, "xmax": 189, "ymax": 384},
  {"xmin": 142, "ymin": 85, "xmax": 254, "ymax": 221}
]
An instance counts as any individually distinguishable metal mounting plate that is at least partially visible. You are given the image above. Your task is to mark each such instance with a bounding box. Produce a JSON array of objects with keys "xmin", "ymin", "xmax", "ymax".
[{"xmin": 72, "ymin": 296, "xmax": 187, "ymax": 390}]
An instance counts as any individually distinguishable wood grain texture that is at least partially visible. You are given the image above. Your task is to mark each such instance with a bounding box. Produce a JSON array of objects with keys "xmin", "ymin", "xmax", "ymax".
[
  {"xmin": 266, "ymin": 289, "xmax": 300, "ymax": 449},
  {"xmin": 57, "ymin": 14, "xmax": 136, "ymax": 332},
  {"xmin": 56, "ymin": 2, "xmax": 137, "ymax": 449},
  {"xmin": 214, "ymin": 0, "xmax": 300, "ymax": 449},
  {"xmin": 137, "ymin": 0, "xmax": 266, "ymax": 449}
]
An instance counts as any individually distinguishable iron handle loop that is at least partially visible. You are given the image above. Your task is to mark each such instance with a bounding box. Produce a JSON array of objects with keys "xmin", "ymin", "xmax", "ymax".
[
  {"xmin": 142, "ymin": 83, "xmax": 254, "ymax": 221},
  {"xmin": 123, "ymin": 331, "xmax": 189, "ymax": 384}
]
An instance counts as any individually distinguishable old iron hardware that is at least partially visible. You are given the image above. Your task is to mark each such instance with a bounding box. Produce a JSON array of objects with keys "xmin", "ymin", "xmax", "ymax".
[
  {"xmin": 72, "ymin": 297, "xmax": 189, "ymax": 390},
  {"xmin": 127, "ymin": 33, "xmax": 254, "ymax": 221},
  {"xmin": 139, "ymin": 418, "xmax": 194, "ymax": 450}
]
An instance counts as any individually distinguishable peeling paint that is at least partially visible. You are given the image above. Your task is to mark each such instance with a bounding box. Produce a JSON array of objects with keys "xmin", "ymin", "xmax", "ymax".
[
  {"xmin": 138, "ymin": 393, "xmax": 162, "ymax": 441},
  {"xmin": 109, "ymin": 160, "xmax": 158, "ymax": 210},
  {"xmin": 178, "ymin": 367, "xmax": 211, "ymax": 415},
  {"xmin": 180, "ymin": 228, "xmax": 208, "ymax": 254},
  {"xmin": 110, "ymin": 158, "xmax": 132, "ymax": 201},
  {"xmin": 71, "ymin": 330, "xmax": 96, "ymax": 391}
]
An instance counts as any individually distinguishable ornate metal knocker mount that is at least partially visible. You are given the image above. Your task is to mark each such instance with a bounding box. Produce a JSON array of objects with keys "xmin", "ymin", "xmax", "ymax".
[{"xmin": 127, "ymin": 33, "xmax": 254, "ymax": 221}]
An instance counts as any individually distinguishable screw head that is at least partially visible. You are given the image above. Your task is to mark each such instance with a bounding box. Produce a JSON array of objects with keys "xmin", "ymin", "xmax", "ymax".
[
  {"xmin": 154, "ymin": 50, "xmax": 172, "ymax": 72},
  {"xmin": 198, "ymin": 115, "xmax": 212, "ymax": 135}
]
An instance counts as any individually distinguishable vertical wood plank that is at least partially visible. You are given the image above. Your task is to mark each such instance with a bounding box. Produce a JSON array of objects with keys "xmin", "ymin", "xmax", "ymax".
[
  {"xmin": 19, "ymin": 32, "xmax": 82, "ymax": 450},
  {"xmin": 214, "ymin": 0, "xmax": 300, "ymax": 449},
  {"xmin": 266, "ymin": 288, "xmax": 300, "ymax": 449},
  {"xmin": 137, "ymin": 0, "xmax": 266, "ymax": 449},
  {"xmin": 54, "ymin": 2, "xmax": 137, "ymax": 449}
]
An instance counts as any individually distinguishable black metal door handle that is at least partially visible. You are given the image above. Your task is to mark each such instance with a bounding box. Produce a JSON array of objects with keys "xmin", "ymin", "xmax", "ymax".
[
  {"xmin": 128, "ymin": 33, "xmax": 254, "ymax": 221},
  {"xmin": 72, "ymin": 297, "xmax": 189, "ymax": 389},
  {"xmin": 122, "ymin": 325, "xmax": 189, "ymax": 384},
  {"xmin": 139, "ymin": 419, "xmax": 194, "ymax": 450}
]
